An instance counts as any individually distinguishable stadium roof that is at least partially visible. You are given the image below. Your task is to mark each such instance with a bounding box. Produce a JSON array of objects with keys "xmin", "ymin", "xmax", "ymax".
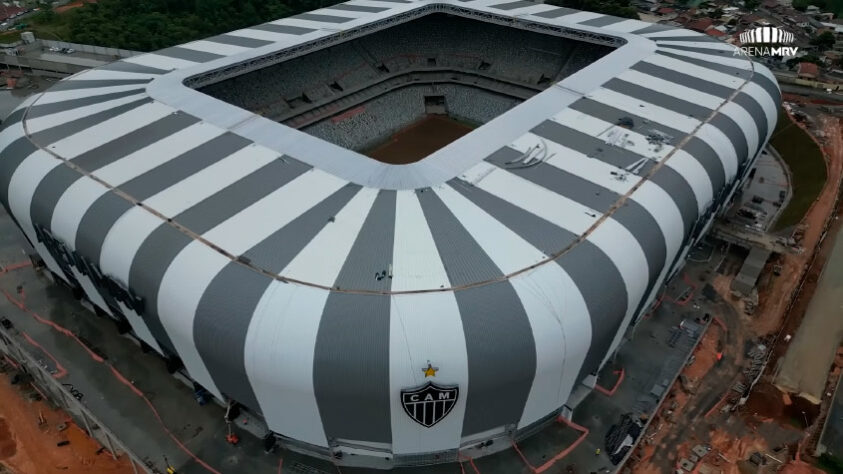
[{"xmin": 0, "ymin": 0, "xmax": 780, "ymax": 460}]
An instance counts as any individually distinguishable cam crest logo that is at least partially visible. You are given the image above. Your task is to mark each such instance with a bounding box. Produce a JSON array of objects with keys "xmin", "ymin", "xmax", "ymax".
[
  {"xmin": 400, "ymin": 362, "xmax": 458, "ymax": 427},
  {"xmin": 734, "ymin": 26, "xmax": 798, "ymax": 57},
  {"xmin": 401, "ymin": 382, "xmax": 459, "ymax": 427}
]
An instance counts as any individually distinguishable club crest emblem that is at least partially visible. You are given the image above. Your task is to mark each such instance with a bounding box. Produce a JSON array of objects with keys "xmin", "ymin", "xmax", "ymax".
[{"xmin": 400, "ymin": 381, "xmax": 459, "ymax": 427}]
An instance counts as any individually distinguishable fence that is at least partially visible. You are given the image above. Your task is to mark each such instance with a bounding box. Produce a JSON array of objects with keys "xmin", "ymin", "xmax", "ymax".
[{"xmin": 0, "ymin": 322, "xmax": 152, "ymax": 474}]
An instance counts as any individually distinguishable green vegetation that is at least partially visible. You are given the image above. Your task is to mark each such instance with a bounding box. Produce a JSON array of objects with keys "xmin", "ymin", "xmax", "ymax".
[
  {"xmin": 786, "ymin": 53, "xmax": 824, "ymax": 68},
  {"xmin": 770, "ymin": 108, "xmax": 827, "ymax": 231},
  {"xmin": 546, "ymin": 0, "xmax": 639, "ymax": 19},
  {"xmin": 811, "ymin": 31, "xmax": 837, "ymax": 51},
  {"xmin": 793, "ymin": 0, "xmax": 843, "ymax": 16},
  {"xmin": 4, "ymin": 0, "xmax": 348, "ymax": 51},
  {"xmin": 817, "ymin": 453, "xmax": 843, "ymax": 474}
]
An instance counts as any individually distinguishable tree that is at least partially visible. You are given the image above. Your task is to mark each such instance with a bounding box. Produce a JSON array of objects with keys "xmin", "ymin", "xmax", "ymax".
[
  {"xmin": 786, "ymin": 53, "xmax": 823, "ymax": 68},
  {"xmin": 61, "ymin": 0, "xmax": 344, "ymax": 51},
  {"xmin": 744, "ymin": 0, "xmax": 761, "ymax": 10},
  {"xmin": 810, "ymin": 31, "xmax": 836, "ymax": 51},
  {"xmin": 708, "ymin": 7, "xmax": 724, "ymax": 18},
  {"xmin": 546, "ymin": 0, "xmax": 639, "ymax": 19}
]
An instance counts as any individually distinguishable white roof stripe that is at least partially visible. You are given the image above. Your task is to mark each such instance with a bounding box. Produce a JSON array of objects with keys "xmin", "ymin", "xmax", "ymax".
[
  {"xmin": 123, "ymin": 52, "xmax": 196, "ymax": 70},
  {"xmin": 181, "ymin": 39, "xmax": 251, "ymax": 56},
  {"xmin": 202, "ymin": 170, "xmax": 348, "ymax": 256},
  {"xmin": 45, "ymin": 102, "xmax": 175, "ymax": 159},
  {"xmin": 618, "ymin": 69, "xmax": 726, "ymax": 109},
  {"xmin": 32, "ymin": 83, "xmax": 148, "ymax": 106},
  {"xmin": 26, "ymin": 93, "xmax": 148, "ymax": 134},
  {"xmin": 389, "ymin": 191, "xmax": 467, "ymax": 454}
]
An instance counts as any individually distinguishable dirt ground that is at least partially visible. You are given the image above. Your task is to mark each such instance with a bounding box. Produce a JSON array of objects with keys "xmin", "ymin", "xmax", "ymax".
[
  {"xmin": 0, "ymin": 368, "xmax": 132, "ymax": 473},
  {"xmin": 629, "ymin": 110, "xmax": 843, "ymax": 473},
  {"xmin": 764, "ymin": 115, "xmax": 843, "ymax": 367},
  {"xmin": 365, "ymin": 115, "xmax": 473, "ymax": 164},
  {"xmin": 751, "ymin": 115, "xmax": 843, "ymax": 338}
]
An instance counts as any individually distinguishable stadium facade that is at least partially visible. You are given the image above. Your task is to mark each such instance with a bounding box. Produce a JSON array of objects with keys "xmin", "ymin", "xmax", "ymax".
[{"xmin": 0, "ymin": 0, "xmax": 779, "ymax": 467}]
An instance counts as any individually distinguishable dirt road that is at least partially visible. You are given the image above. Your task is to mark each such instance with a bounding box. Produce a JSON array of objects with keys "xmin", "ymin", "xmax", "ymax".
[{"xmin": 752, "ymin": 114, "xmax": 843, "ymax": 339}]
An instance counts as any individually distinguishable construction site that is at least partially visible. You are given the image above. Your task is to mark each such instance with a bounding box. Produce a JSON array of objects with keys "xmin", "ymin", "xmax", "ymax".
[{"xmin": 621, "ymin": 95, "xmax": 843, "ymax": 473}]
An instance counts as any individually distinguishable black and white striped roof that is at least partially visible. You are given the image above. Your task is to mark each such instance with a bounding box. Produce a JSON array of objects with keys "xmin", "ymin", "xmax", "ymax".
[{"xmin": 0, "ymin": 0, "xmax": 779, "ymax": 460}]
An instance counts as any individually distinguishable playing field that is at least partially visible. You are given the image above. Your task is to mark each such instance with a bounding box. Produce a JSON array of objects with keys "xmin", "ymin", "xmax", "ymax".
[{"xmin": 365, "ymin": 115, "xmax": 474, "ymax": 164}]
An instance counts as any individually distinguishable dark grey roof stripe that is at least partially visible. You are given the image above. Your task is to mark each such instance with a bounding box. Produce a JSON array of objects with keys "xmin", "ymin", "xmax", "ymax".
[
  {"xmin": 1, "ymin": 107, "xmax": 25, "ymax": 131},
  {"xmin": 632, "ymin": 23, "xmax": 678, "ymax": 34},
  {"xmin": 128, "ymin": 158, "xmax": 310, "ymax": 355},
  {"xmin": 485, "ymin": 147, "xmax": 666, "ymax": 295},
  {"xmin": 75, "ymin": 113, "xmax": 200, "ymax": 171},
  {"xmin": 682, "ymin": 138, "xmax": 726, "ymax": 192},
  {"xmin": 568, "ymin": 97, "xmax": 723, "ymax": 201},
  {"xmin": 361, "ymin": 0, "xmax": 411, "ymax": 3},
  {"xmin": 578, "ymin": 15, "xmax": 627, "ymax": 27},
  {"xmin": 658, "ymin": 44, "xmax": 739, "ymax": 58},
  {"xmin": 46, "ymin": 78, "xmax": 153, "ymax": 92},
  {"xmin": 0, "ymin": 112, "xmax": 33, "ymax": 244},
  {"xmin": 156, "ymin": 46, "xmax": 223, "ymax": 63},
  {"xmin": 75, "ymin": 133, "xmax": 252, "ymax": 263},
  {"xmin": 314, "ymin": 190, "xmax": 396, "ymax": 443},
  {"xmin": 28, "ymin": 114, "xmax": 202, "ymax": 320},
  {"xmin": 490, "ymin": 0, "xmax": 537, "ymax": 10},
  {"xmin": 532, "ymin": 119, "xmax": 638, "ymax": 169},
  {"xmin": 195, "ymin": 184, "xmax": 361, "ymax": 414},
  {"xmin": 532, "ymin": 6, "xmax": 578, "ymax": 17},
  {"xmin": 290, "ymin": 12, "xmax": 353, "ymax": 23},
  {"xmin": 447, "ymin": 179, "xmax": 628, "ymax": 385},
  {"xmin": 28, "ymin": 97, "xmax": 152, "ymax": 146},
  {"xmin": 709, "ymin": 113, "xmax": 749, "ymax": 162},
  {"xmin": 207, "ymin": 34, "xmax": 273, "ymax": 48},
  {"xmin": 732, "ymin": 92, "xmax": 767, "ymax": 147},
  {"xmin": 29, "ymin": 111, "xmax": 197, "ymax": 237},
  {"xmin": 651, "ymin": 35, "xmax": 720, "ymax": 43},
  {"xmin": 656, "ymin": 49, "xmax": 752, "ymax": 79},
  {"xmin": 655, "ymin": 49, "xmax": 781, "ymax": 108},
  {"xmin": 649, "ymin": 167, "xmax": 699, "ymax": 235},
  {"xmin": 532, "ymin": 120, "xmax": 699, "ymax": 234},
  {"xmin": 328, "ymin": 3, "xmax": 388, "ymax": 12},
  {"xmin": 485, "ymin": 148, "xmax": 665, "ymax": 332},
  {"xmin": 603, "ymin": 78, "xmax": 711, "ymax": 119},
  {"xmin": 0, "ymin": 138, "xmax": 37, "ymax": 211},
  {"xmin": 96, "ymin": 61, "xmax": 170, "ymax": 75},
  {"xmin": 249, "ymin": 23, "xmax": 317, "ymax": 35},
  {"xmin": 416, "ymin": 189, "xmax": 536, "ymax": 436},
  {"xmin": 603, "ymin": 78, "xmax": 752, "ymax": 164},
  {"xmin": 748, "ymin": 73, "xmax": 781, "ymax": 109},
  {"xmin": 633, "ymin": 61, "xmax": 733, "ymax": 98},
  {"xmin": 26, "ymin": 88, "xmax": 147, "ymax": 120},
  {"xmin": 179, "ymin": 160, "xmax": 310, "ymax": 231}
]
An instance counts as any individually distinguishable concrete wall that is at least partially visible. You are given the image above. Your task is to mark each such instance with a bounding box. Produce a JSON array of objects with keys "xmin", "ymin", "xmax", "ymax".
[
  {"xmin": 775, "ymin": 73, "xmax": 843, "ymax": 91},
  {"xmin": 39, "ymin": 39, "xmax": 138, "ymax": 59}
]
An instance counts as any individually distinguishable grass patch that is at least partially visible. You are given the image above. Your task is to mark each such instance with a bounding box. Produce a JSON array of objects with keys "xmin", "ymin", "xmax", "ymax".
[
  {"xmin": 818, "ymin": 453, "xmax": 843, "ymax": 474},
  {"xmin": 770, "ymin": 108, "xmax": 827, "ymax": 231}
]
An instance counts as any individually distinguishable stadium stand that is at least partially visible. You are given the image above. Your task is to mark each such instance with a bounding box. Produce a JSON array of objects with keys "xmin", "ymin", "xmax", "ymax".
[
  {"xmin": 303, "ymin": 84, "xmax": 520, "ymax": 152},
  {"xmin": 201, "ymin": 13, "xmax": 612, "ymax": 146}
]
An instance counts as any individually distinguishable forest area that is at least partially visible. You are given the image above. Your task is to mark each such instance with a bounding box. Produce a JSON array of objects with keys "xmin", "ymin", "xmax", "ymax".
[{"xmin": 21, "ymin": 0, "xmax": 344, "ymax": 51}]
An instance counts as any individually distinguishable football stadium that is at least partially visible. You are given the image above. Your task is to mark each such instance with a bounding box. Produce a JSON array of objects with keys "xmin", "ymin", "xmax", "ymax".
[{"xmin": 0, "ymin": 0, "xmax": 779, "ymax": 467}]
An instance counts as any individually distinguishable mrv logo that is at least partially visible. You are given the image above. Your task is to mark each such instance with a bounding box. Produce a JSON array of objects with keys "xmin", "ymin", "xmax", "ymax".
[{"xmin": 734, "ymin": 26, "xmax": 799, "ymax": 57}]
